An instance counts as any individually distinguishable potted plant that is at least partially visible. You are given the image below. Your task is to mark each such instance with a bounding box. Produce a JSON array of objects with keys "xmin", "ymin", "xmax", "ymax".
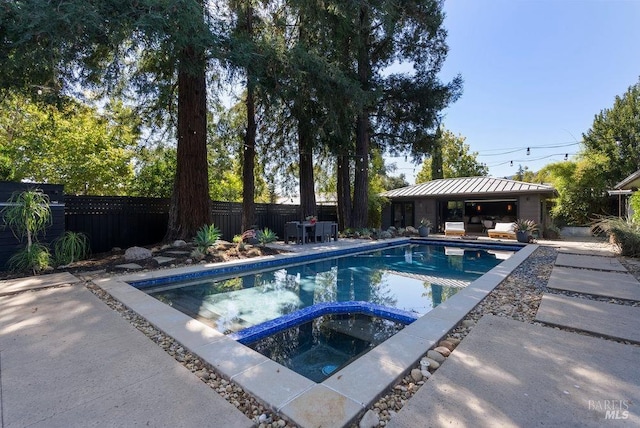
[
  {"xmin": 514, "ymin": 219, "xmax": 538, "ymax": 243},
  {"xmin": 418, "ymin": 218, "xmax": 431, "ymax": 237}
]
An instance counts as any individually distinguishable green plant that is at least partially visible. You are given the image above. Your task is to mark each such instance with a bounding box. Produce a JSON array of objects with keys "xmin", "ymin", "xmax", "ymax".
[
  {"xmin": 2, "ymin": 189, "xmax": 52, "ymax": 273},
  {"xmin": 190, "ymin": 247, "xmax": 206, "ymax": 261},
  {"xmin": 419, "ymin": 218, "xmax": 431, "ymax": 227},
  {"xmin": 53, "ymin": 231, "xmax": 90, "ymax": 266},
  {"xmin": 194, "ymin": 224, "xmax": 220, "ymax": 251},
  {"xmin": 8, "ymin": 243, "xmax": 50, "ymax": 273},
  {"xmin": 592, "ymin": 216, "xmax": 640, "ymax": 257},
  {"xmin": 514, "ymin": 219, "xmax": 538, "ymax": 233},
  {"xmin": 256, "ymin": 228, "xmax": 277, "ymax": 246},
  {"xmin": 2, "ymin": 189, "xmax": 51, "ymax": 247}
]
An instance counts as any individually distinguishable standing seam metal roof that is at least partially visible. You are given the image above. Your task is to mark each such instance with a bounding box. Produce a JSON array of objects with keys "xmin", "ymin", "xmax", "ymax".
[{"xmin": 381, "ymin": 176, "xmax": 555, "ymax": 198}]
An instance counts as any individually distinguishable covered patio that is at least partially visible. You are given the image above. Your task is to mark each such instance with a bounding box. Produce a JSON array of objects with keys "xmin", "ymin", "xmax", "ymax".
[{"xmin": 381, "ymin": 176, "xmax": 556, "ymax": 235}]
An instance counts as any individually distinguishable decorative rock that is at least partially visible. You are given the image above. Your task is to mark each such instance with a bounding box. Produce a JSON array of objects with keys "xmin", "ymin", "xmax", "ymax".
[
  {"xmin": 124, "ymin": 246, "xmax": 152, "ymax": 261},
  {"xmin": 111, "ymin": 247, "xmax": 122, "ymax": 252},
  {"xmin": 424, "ymin": 357, "xmax": 440, "ymax": 370},
  {"xmin": 427, "ymin": 350, "xmax": 446, "ymax": 363},
  {"xmin": 410, "ymin": 368, "xmax": 423, "ymax": 382},
  {"xmin": 172, "ymin": 239, "xmax": 188, "ymax": 247},
  {"xmin": 359, "ymin": 409, "xmax": 379, "ymax": 428},
  {"xmin": 461, "ymin": 319, "xmax": 475, "ymax": 328},
  {"xmin": 380, "ymin": 230, "xmax": 393, "ymax": 239},
  {"xmin": 420, "ymin": 370, "xmax": 431, "ymax": 379},
  {"xmin": 277, "ymin": 420, "xmax": 286, "ymax": 427},
  {"xmin": 434, "ymin": 346, "xmax": 451, "ymax": 357},
  {"xmin": 438, "ymin": 340, "xmax": 457, "ymax": 351},
  {"xmin": 447, "ymin": 337, "xmax": 461, "ymax": 346}
]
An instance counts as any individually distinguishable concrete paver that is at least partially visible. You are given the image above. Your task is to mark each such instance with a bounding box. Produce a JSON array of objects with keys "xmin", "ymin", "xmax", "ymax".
[
  {"xmin": 388, "ymin": 315, "xmax": 640, "ymax": 427},
  {"xmin": 0, "ymin": 271, "xmax": 80, "ymax": 296},
  {"xmin": 547, "ymin": 266, "xmax": 640, "ymax": 301},
  {"xmin": 555, "ymin": 253, "xmax": 627, "ymax": 271},
  {"xmin": 0, "ymin": 285, "xmax": 252, "ymax": 427},
  {"xmin": 536, "ymin": 293, "xmax": 640, "ymax": 343}
]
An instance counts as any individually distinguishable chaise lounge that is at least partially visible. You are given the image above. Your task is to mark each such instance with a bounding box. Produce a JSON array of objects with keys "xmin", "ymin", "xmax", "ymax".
[
  {"xmin": 444, "ymin": 221, "xmax": 466, "ymax": 236},
  {"xmin": 487, "ymin": 222, "xmax": 516, "ymax": 239}
]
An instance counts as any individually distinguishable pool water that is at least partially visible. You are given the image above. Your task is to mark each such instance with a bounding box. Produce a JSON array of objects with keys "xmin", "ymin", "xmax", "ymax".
[
  {"xmin": 143, "ymin": 243, "xmax": 513, "ymax": 334},
  {"xmin": 247, "ymin": 313, "xmax": 406, "ymax": 382}
]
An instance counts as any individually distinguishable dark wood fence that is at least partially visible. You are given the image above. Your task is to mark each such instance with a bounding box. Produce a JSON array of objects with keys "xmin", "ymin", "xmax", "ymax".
[
  {"xmin": 1, "ymin": 181, "xmax": 338, "ymax": 269},
  {"xmin": 66, "ymin": 197, "xmax": 337, "ymax": 254},
  {"xmin": 0, "ymin": 182, "xmax": 65, "ymax": 269},
  {"xmin": 64, "ymin": 196, "xmax": 171, "ymax": 253}
]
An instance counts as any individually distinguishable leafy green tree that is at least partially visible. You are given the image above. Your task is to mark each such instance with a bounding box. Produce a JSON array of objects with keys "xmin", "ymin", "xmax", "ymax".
[
  {"xmin": 513, "ymin": 165, "xmax": 537, "ymax": 182},
  {"xmin": 1, "ymin": 0, "xmax": 216, "ymax": 239},
  {"xmin": 130, "ymin": 146, "xmax": 176, "ymax": 198},
  {"xmin": 0, "ymin": 94, "xmax": 136, "ymax": 194},
  {"xmin": 538, "ymin": 155, "xmax": 611, "ymax": 225},
  {"xmin": 415, "ymin": 129, "xmax": 487, "ymax": 182},
  {"xmin": 582, "ymin": 78, "xmax": 640, "ymax": 181}
]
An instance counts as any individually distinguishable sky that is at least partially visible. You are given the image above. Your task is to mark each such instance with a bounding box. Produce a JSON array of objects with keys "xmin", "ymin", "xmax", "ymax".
[{"xmin": 388, "ymin": 0, "xmax": 640, "ymax": 184}]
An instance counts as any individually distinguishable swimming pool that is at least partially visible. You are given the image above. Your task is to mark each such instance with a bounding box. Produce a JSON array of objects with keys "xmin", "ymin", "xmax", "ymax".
[
  {"xmin": 135, "ymin": 243, "xmax": 515, "ymax": 335},
  {"xmin": 103, "ymin": 238, "xmax": 534, "ymax": 427}
]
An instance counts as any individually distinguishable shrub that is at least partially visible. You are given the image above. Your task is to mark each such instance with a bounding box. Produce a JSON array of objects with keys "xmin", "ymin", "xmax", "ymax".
[
  {"xmin": 194, "ymin": 224, "xmax": 220, "ymax": 251},
  {"xmin": 53, "ymin": 231, "xmax": 90, "ymax": 266},
  {"xmin": 592, "ymin": 216, "xmax": 640, "ymax": 257},
  {"xmin": 2, "ymin": 189, "xmax": 52, "ymax": 273},
  {"xmin": 8, "ymin": 243, "xmax": 50, "ymax": 273},
  {"xmin": 256, "ymin": 228, "xmax": 277, "ymax": 246}
]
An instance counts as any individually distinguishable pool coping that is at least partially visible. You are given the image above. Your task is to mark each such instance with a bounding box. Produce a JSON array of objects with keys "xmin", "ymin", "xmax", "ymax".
[{"xmin": 93, "ymin": 239, "xmax": 537, "ymax": 428}]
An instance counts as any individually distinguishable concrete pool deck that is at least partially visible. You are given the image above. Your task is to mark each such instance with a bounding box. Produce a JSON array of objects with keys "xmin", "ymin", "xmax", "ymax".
[{"xmin": 3, "ymin": 236, "xmax": 638, "ymax": 427}]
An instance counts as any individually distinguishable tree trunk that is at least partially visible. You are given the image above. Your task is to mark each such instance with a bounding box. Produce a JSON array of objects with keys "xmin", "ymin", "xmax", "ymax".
[
  {"xmin": 298, "ymin": 126, "xmax": 316, "ymax": 220},
  {"xmin": 165, "ymin": 45, "xmax": 210, "ymax": 241},
  {"xmin": 241, "ymin": 3, "xmax": 256, "ymax": 232},
  {"xmin": 352, "ymin": 114, "xmax": 369, "ymax": 228},
  {"xmin": 337, "ymin": 155, "xmax": 352, "ymax": 230},
  {"xmin": 242, "ymin": 80, "xmax": 257, "ymax": 231},
  {"xmin": 352, "ymin": 3, "xmax": 371, "ymax": 229}
]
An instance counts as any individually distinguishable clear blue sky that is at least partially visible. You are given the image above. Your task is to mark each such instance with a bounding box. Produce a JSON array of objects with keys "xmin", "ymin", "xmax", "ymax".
[{"xmin": 389, "ymin": 0, "xmax": 640, "ymax": 183}]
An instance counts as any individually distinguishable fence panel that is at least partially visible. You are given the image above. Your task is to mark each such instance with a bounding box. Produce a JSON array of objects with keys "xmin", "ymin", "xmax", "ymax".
[
  {"xmin": 64, "ymin": 196, "xmax": 170, "ymax": 253},
  {"xmin": 2, "ymin": 187, "xmax": 338, "ymax": 269}
]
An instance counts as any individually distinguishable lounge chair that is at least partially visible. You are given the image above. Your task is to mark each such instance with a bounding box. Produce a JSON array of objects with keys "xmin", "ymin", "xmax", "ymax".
[
  {"xmin": 444, "ymin": 221, "xmax": 466, "ymax": 236},
  {"xmin": 487, "ymin": 222, "xmax": 516, "ymax": 239}
]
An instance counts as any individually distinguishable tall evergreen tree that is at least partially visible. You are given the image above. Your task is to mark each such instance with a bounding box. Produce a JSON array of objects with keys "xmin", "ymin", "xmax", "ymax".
[{"xmin": 1, "ymin": 0, "xmax": 217, "ymax": 240}]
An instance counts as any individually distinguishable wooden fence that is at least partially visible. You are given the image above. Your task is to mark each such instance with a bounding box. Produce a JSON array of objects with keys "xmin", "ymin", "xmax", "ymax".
[
  {"xmin": 1, "ymin": 181, "xmax": 338, "ymax": 269},
  {"xmin": 66, "ymin": 198, "xmax": 337, "ymax": 253}
]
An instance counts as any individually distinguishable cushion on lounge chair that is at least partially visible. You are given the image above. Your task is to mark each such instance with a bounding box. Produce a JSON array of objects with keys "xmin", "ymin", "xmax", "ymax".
[
  {"xmin": 445, "ymin": 222, "xmax": 466, "ymax": 236},
  {"xmin": 487, "ymin": 222, "xmax": 516, "ymax": 239}
]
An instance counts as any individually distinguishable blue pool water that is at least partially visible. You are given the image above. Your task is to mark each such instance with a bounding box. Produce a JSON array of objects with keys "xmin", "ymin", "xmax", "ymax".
[
  {"xmin": 141, "ymin": 243, "xmax": 515, "ymax": 335},
  {"xmin": 248, "ymin": 313, "xmax": 406, "ymax": 382}
]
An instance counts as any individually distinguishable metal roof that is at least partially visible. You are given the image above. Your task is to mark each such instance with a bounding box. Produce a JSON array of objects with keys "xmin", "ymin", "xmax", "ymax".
[{"xmin": 381, "ymin": 176, "xmax": 555, "ymax": 198}]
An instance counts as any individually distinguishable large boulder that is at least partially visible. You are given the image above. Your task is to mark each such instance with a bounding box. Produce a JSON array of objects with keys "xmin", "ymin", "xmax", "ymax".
[{"xmin": 124, "ymin": 246, "xmax": 153, "ymax": 261}]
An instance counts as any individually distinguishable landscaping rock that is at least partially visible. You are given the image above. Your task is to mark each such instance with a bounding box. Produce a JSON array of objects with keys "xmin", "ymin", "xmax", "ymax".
[
  {"xmin": 410, "ymin": 368, "xmax": 423, "ymax": 382},
  {"xmin": 359, "ymin": 409, "xmax": 379, "ymax": 428},
  {"xmin": 172, "ymin": 239, "xmax": 188, "ymax": 247},
  {"xmin": 427, "ymin": 350, "xmax": 446, "ymax": 363},
  {"xmin": 434, "ymin": 346, "xmax": 451, "ymax": 357},
  {"xmin": 438, "ymin": 340, "xmax": 457, "ymax": 351},
  {"xmin": 424, "ymin": 357, "xmax": 440, "ymax": 370},
  {"xmin": 124, "ymin": 246, "xmax": 152, "ymax": 261}
]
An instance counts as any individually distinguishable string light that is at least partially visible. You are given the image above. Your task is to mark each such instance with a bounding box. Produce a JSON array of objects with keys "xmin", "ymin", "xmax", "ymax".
[{"xmin": 526, "ymin": 147, "xmax": 530, "ymax": 156}]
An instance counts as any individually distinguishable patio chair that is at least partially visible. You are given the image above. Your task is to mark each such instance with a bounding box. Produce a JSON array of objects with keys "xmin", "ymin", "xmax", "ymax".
[
  {"xmin": 487, "ymin": 222, "xmax": 516, "ymax": 239},
  {"xmin": 312, "ymin": 222, "xmax": 326, "ymax": 243},
  {"xmin": 444, "ymin": 221, "xmax": 466, "ymax": 236},
  {"xmin": 284, "ymin": 221, "xmax": 302, "ymax": 244}
]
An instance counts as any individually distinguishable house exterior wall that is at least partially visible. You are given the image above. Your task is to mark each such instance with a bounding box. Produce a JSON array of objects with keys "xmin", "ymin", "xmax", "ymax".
[
  {"xmin": 414, "ymin": 198, "xmax": 437, "ymax": 229},
  {"xmin": 518, "ymin": 194, "xmax": 542, "ymax": 224}
]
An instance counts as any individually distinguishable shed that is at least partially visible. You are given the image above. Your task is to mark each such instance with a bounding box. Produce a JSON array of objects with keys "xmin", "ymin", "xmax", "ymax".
[{"xmin": 381, "ymin": 176, "xmax": 555, "ymax": 234}]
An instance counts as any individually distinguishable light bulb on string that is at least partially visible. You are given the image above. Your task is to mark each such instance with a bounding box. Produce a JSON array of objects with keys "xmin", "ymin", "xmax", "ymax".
[{"xmin": 526, "ymin": 147, "xmax": 530, "ymax": 155}]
